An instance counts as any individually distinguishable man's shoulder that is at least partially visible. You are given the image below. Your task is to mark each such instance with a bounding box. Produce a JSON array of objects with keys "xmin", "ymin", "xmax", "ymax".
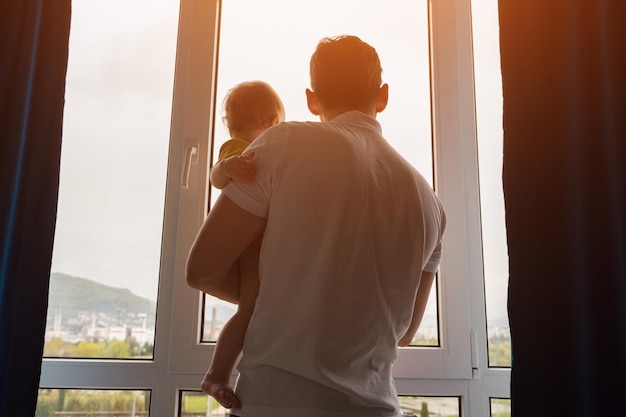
[
  {"xmin": 255, "ymin": 120, "xmax": 326, "ymax": 145},
  {"xmin": 280, "ymin": 119, "xmax": 324, "ymax": 133}
]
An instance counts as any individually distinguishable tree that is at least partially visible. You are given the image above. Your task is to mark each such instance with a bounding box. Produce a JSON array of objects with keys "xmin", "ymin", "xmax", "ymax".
[
  {"xmin": 420, "ymin": 401, "xmax": 429, "ymax": 417},
  {"xmin": 74, "ymin": 341, "xmax": 105, "ymax": 358},
  {"xmin": 57, "ymin": 389, "xmax": 66, "ymax": 411},
  {"xmin": 105, "ymin": 340, "xmax": 131, "ymax": 358},
  {"xmin": 34, "ymin": 390, "xmax": 56, "ymax": 417},
  {"xmin": 43, "ymin": 338, "xmax": 66, "ymax": 357}
]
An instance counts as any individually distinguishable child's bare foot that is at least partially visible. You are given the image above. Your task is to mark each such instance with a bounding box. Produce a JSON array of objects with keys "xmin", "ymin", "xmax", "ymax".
[{"xmin": 201, "ymin": 378, "xmax": 242, "ymax": 410}]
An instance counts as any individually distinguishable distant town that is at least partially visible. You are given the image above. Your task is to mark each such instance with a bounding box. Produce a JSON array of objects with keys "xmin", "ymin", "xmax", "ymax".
[
  {"xmin": 46, "ymin": 304, "xmax": 156, "ymax": 345},
  {"xmin": 45, "ymin": 272, "xmax": 510, "ymax": 363}
]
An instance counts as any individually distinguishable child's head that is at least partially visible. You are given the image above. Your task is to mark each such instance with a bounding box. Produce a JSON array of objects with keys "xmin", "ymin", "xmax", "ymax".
[
  {"xmin": 222, "ymin": 81, "xmax": 285, "ymax": 141},
  {"xmin": 309, "ymin": 35, "xmax": 383, "ymax": 113}
]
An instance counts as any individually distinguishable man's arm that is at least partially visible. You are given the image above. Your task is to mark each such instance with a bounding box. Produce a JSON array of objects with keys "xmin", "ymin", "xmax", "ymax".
[
  {"xmin": 186, "ymin": 193, "xmax": 266, "ymax": 303},
  {"xmin": 398, "ymin": 270, "xmax": 437, "ymax": 347}
]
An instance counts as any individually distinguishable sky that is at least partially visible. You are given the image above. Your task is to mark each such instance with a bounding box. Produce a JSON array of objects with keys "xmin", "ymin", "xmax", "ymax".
[{"xmin": 50, "ymin": 0, "xmax": 507, "ymax": 324}]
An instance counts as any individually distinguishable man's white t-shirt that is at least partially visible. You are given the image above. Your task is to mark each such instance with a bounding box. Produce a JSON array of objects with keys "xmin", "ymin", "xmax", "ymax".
[{"xmin": 222, "ymin": 111, "xmax": 446, "ymax": 417}]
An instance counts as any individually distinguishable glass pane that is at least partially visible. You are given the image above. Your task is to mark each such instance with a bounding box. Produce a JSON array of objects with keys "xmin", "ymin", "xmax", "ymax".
[
  {"xmin": 490, "ymin": 398, "xmax": 511, "ymax": 417},
  {"xmin": 202, "ymin": 300, "xmax": 236, "ymax": 343},
  {"xmin": 180, "ymin": 391, "xmax": 228, "ymax": 417},
  {"xmin": 202, "ymin": 0, "xmax": 437, "ymax": 346},
  {"xmin": 46, "ymin": 0, "xmax": 179, "ymax": 359},
  {"xmin": 399, "ymin": 396, "xmax": 461, "ymax": 417},
  {"xmin": 36, "ymin": 389, "xmax": 150, "ymax": 417},
  {"xmin": 401, "ymin": 280, "xmax": 440, "ymax": 347},
  {"xmin": 471, "ymin": 0, "xmax": 512, "ymax": 366}
]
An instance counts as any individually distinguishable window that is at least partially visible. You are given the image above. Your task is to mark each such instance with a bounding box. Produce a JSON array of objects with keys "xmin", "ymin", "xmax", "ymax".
[
  {"xmin": 202, "ymin": 0, "xmax": 439, "ymax": 349},
  {"xmin": 39, "ymin": 0, "xmax": 193, "ymax": 412},
  {"xmin": 39, "ymin": 1, "xmax": 510, "ymax": 416},
  {"xmin": 472, "ymin": 0, "xmax": 511, "ymax": 368},
  {"xmin": 180, "ymin": 391, "xmax": 228, "ymax": 417},
  {"xmin": 46, "ymin": 0, "xmax": 178, "ymax": 360},
  {"xmin": 36, "ymin": 389, "xmax": 150, "ymax": 417},
  {"xmin": 490, "ymin": 398, "xmax": 512, "ymax": 417},
  {"xmin": 194, "ymin": 0, "xmax": 474, "ymax": 383},
  {"xmin": 399, "ymin": 396, "xmax": 461, "ymax": 416}
]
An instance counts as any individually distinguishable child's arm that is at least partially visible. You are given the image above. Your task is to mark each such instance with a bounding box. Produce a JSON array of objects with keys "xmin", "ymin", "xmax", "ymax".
[
  {"xmin": 398, "ymin": 270, "xmax": 437, "ymax": 347},
  {"xmin": 210, "ymin": 152, "xmax": 256, "ymax": 189}
]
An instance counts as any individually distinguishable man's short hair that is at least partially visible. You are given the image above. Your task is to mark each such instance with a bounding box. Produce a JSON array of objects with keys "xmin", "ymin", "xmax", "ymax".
[{"xmin": 309, "ymin": 35, "xmax": 383, "ymax": 111}]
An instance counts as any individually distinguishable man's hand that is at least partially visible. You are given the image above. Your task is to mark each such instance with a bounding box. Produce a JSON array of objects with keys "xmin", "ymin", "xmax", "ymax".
[{"xmin": 223, "ymin": 152, "xmax": 256, "ymax": 181}]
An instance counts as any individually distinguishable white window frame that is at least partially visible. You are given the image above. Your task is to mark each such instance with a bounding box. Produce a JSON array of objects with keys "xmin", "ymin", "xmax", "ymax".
[{"xmin": 40, "ymin": 0, "xmax": 511, "ymax": 416}]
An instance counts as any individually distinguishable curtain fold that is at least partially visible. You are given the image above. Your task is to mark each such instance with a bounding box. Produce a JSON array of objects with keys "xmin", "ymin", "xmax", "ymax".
[
  {"xmin": 0, "ymin": 0, "xmax": 71, "ymax": 415},
  {"xmin": 500, "ymin": 2, "xmax": 626, "ymax": 416}
]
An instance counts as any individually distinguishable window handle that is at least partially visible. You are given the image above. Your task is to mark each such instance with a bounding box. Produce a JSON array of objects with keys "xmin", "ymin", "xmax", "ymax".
[
  {"xmin": 471, "ymin": 331, "xmax": 480, "ymax": 378},
  {"xmin": 181, "ymin": 143, "xmax": 198, "ymax": 189}
]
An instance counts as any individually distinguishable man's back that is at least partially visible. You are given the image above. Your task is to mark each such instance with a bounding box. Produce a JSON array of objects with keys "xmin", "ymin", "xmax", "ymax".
[{"xmin": 223, "ymin": 111, "xmax": 445, "ymax": 417}]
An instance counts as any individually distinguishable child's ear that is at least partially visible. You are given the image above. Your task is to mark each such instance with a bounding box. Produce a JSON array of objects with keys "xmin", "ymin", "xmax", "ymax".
[
  {"xmin": 375, "ymin": 83, "xmax": 389, "ymax": 113},
  {"xmin": 306, "ymin": 89, "xmax": 320, "ymax": 116},
  {"xmin": 262, "ymin": 115, "xmax": 281, "ymax": 129}
]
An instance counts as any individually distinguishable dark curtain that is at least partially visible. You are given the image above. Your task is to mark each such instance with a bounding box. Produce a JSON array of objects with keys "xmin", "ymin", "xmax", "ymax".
[
  {"xmin": 0, "ymin": 0, "xmax": 71, "ymax": 415},
  {"xmin": 500, "ymin": 2, "xmax": 626, "ymax": 416}
]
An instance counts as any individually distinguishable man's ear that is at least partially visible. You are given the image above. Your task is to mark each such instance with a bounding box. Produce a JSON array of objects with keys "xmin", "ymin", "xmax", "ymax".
[
  {"xmin": 306, "ymin": 88, "xmax": 321, "ymax": 116},
  {"xmin": 375, "ymin": 83, "xmax": 389, "ymax": 113}
]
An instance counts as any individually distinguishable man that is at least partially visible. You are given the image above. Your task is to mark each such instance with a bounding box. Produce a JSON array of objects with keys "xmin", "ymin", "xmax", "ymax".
[{"xmin": 186, "ymin": 35, "xmax": 446, "ymax": 417}]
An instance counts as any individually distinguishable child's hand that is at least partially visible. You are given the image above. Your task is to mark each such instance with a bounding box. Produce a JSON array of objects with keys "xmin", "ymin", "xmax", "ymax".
[{"xmin": 223, "ymin": 152, "xmax": 256, "ymax": 181}]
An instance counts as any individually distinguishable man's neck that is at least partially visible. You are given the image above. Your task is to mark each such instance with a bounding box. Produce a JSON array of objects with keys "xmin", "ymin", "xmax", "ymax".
[{"xmin": 320, "ymin": 106, "xmax": 376, "ymax": 122}]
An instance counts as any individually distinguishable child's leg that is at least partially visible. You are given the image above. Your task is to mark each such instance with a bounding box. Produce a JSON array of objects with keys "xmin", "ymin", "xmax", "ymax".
[{"xmin": 201, "ymin": 240, "xmax": 260, "ymax": 409}]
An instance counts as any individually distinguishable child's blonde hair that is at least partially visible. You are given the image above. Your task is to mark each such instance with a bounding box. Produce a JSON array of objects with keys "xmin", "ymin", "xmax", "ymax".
[{"xmin": 222, "ymin": 81, "xmax": 285, "ymax": 134}]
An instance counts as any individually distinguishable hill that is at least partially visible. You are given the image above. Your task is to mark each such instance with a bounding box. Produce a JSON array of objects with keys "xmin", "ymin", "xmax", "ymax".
[{"xmin": 48, "ymin": 272, "xmax": 156, "ymax": 319}]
